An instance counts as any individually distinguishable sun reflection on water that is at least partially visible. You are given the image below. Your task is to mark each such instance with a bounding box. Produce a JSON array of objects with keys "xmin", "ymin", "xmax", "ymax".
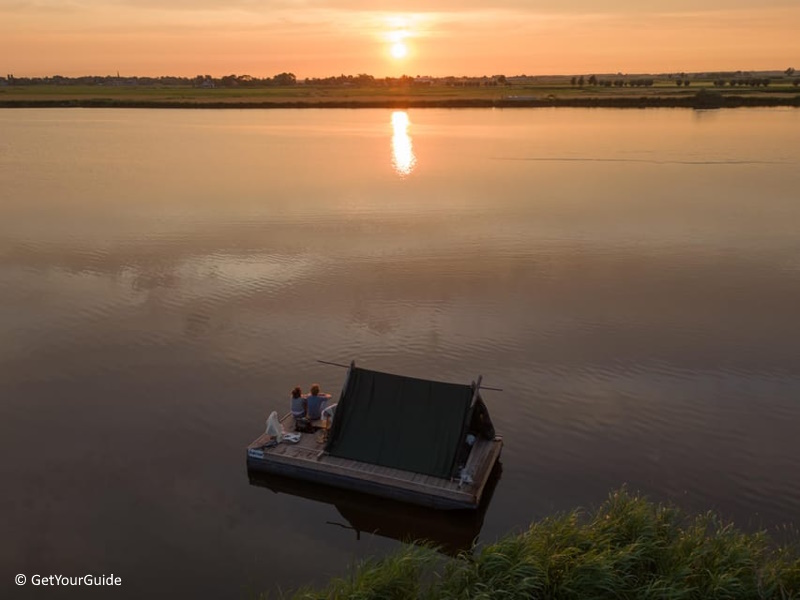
[{"xmin": 391, "ymin": 111, "xmax": 416, "ymax": 177}]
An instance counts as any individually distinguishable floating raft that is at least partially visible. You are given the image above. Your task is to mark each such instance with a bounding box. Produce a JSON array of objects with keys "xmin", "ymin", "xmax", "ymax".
[
  {"xmin": 247, "ymin": 415, "xmax": 502, "ymax": 510},
  {"xmin": 247, "ymin": 363, "xmax": 503, "ymax": 510}
]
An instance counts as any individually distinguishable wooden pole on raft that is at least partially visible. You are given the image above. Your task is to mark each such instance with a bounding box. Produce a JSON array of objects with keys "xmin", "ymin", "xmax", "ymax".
[{"xmin": 316, "ymin": 359, "xmax": 351, "ymax": 368}]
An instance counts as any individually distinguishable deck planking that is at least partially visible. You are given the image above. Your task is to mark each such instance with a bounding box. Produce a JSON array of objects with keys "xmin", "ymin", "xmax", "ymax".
[{"xmin": 248, "ymin": 413, "xmax": 502, "ymax": 509}]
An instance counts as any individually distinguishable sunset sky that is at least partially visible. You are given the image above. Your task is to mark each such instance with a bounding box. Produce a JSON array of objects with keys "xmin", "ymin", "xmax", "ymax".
[{"xmin": 3, "ymin": 1, "xmax": 799, "ymax": 78}]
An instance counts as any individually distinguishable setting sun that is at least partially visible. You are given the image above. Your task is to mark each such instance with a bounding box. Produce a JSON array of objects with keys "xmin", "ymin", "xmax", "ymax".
[{"xmin": 390, "ymin": 41, "xmax": 408, "ymax": 59}]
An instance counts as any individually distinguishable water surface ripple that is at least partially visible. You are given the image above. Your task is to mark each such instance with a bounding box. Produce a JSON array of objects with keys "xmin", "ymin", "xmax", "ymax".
[{"xmin": 1, "ymin": 107, "xmax": 799, "ymax": 599}]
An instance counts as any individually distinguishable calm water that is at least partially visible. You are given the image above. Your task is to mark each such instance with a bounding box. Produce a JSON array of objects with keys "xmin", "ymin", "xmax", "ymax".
[{"xmin": 1, "ymin": 107, "xmax": 799, "ymax": 598}]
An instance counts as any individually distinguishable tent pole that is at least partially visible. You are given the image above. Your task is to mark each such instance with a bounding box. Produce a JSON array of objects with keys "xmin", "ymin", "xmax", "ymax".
[
  {"xmin": 318, "ymin": 360, "xmax": 501, "ymax": 390},
  {"xmin": 471, "ymin": 375, "xmax": 483, "ymax": 404},
  {"xmin": 317, "ymin": 359, "xmax": 351, "ymax": 368}
]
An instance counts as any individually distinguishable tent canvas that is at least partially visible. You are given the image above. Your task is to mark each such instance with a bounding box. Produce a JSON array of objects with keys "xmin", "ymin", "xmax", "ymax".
[{"xmin": 324, "ymin": 366, "xmax": 474, "ymax": 479}]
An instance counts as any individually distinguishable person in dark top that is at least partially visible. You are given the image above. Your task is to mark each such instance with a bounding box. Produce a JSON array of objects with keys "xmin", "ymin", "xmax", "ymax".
[{"xmin": 305, "ymin": 383, "xmax": 331, "ymax": 420}]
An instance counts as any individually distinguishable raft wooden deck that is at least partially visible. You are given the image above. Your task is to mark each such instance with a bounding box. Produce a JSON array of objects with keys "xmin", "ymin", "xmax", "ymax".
[{"xmin": 247, "ymin": 413, "xmax": 502, "ymax": 510}]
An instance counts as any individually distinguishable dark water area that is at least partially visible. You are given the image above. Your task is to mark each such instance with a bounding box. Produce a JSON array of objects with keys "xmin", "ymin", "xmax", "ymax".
[{"xmin": 1, "ymin": 107, "xmax": 799, "ymax": 598}]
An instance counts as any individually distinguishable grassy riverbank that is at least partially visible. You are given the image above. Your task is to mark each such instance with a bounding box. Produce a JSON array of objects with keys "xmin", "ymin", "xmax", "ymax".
[
  {"xmin": 2, "ymin": 82, "xmax": 799, "ymax": 109},
  {"xmin": 286, "ymin": 489, "xmax": 799, "ymax": 599}
]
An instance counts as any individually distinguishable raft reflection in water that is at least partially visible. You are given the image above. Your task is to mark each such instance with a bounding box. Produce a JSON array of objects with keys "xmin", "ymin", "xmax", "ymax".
[{"xmin": 247, "ymin": 463, "xmax": 502, "ymax": 556}]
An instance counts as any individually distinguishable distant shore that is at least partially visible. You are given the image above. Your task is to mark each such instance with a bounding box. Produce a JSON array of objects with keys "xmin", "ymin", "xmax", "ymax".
[
  {"xmin": 3, "ymin": 96, "xmax": 799, "ymax": 109},
  {"xmin": 2, "ymin": 84, "xmax": 798, "ymax": 109}
]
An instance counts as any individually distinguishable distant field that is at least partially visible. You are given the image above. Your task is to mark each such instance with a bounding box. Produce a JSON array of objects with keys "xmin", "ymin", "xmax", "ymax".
[{"xmin": 1, "ymin": 81, "xmax": 798, "ymax": 108}]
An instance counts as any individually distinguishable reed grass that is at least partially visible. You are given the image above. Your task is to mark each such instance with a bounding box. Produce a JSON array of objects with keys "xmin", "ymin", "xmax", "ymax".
[{"xmin": 287, "ymin": 488, "xmax": 799, "ymax": 599}]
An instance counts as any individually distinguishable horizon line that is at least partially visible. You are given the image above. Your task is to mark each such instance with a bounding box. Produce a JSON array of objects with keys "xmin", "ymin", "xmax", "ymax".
[{"xmin": 5, "ymin": 67, "xmax": 796, "ymax": 81}]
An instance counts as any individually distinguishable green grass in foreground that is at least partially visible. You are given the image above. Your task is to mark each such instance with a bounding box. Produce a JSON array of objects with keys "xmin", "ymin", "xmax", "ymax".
[{"xmin": 286, "ymin": 489, "xmax": 799, "ymax": 599}]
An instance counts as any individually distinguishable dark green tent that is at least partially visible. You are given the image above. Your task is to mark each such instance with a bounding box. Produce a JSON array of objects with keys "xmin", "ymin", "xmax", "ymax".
[{"xmin": 324, "ymin": 366, "xmax": 480, "ymax": 479}]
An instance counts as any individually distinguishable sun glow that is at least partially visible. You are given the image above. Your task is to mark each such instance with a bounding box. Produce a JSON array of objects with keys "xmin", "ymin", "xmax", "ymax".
[
  {"xmin": 390, "ymin": 41, "xmax": 408, "ymax": 59},
  {"xmin": 383, "ymin": 15, "xmax": 420, "ymax": 63}
]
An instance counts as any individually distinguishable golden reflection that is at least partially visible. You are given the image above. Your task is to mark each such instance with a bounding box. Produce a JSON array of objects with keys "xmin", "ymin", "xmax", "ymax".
[{"xmin": 391, "ymin": 111, "xmax": 416, "ymax": 177}]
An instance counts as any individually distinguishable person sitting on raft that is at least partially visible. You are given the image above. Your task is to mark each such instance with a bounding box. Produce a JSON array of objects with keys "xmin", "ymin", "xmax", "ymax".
[
  {"xmin": 305, "ymin": 383, "xmax": 331, "ymax": 421},
  {"xmin": 320, "ymin": 402, "xmax": 337, "ymax": 430},
  {"xmin": 290, "ymin": 386, "xmax": 306, "ymax": 420}
]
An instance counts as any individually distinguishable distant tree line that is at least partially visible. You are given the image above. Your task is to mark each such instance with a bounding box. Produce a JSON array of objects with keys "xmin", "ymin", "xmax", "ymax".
[
  {"xmin": 203, "ymin": 72, "xmax": 298, "ymax": 87},
  {"xmin": 3, "ymin": 73, "xmax": 301, "ymax": 87},
  {"xmin": 2, "ymin": 72, "xmax": 510, "ymax": 88},
  {"xmin": 565, "ymin": 70, "xmax": 800, "ymax": 89},
  {"xmin": 712, "ymin": 78, "xmax": 773, "ymax": 87},
  {"xmin": 4, "ymin": 70, "xmax": 797, "ymax": 89},
  {"xmin": 3, "ymin": 74, "xmax": 186, "ymax": 86},
  {"xmin": 302, "ymin": 73, "xmax": 378, "ymax": 86},
  {"xmin": 571, "ymin": 75, "xmax": 654, "ymax": 87}
]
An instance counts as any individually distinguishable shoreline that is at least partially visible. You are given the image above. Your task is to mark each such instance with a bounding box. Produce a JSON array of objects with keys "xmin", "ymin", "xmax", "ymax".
[{"xmin": 2, "ymin": 93, "xmax": 799, "ymax": 110}]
